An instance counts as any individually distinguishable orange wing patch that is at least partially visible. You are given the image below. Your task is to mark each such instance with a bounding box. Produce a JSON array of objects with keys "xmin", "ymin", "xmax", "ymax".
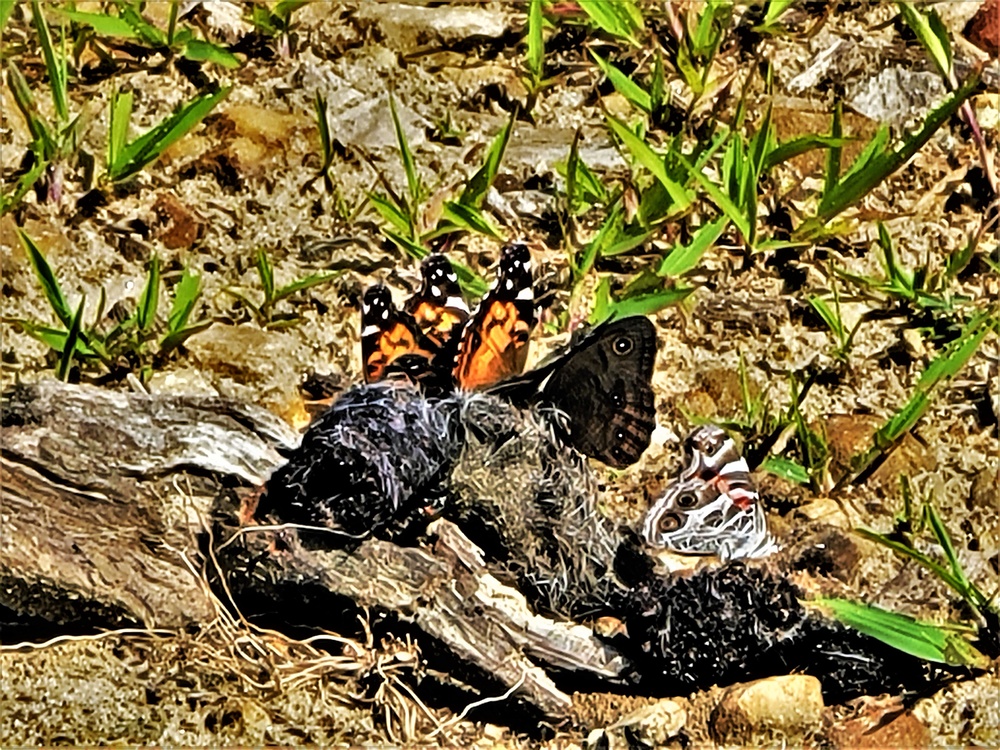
[
  {"xmin": 454, "ymin": 300, "xmax": 532, "ymax": 390},
  {"xmin": 365, "ymin": 322, "xmax": 435, "ymax": 383}
]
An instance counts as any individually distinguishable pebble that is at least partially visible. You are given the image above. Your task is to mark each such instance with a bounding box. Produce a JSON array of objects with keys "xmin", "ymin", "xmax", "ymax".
[{"xmin": 710, "ymin": 675, "xmax": 824, "ymax": 744}]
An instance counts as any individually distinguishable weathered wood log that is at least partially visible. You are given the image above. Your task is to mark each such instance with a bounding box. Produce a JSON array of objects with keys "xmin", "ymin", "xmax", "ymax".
[{"xmin": 1, "ymin": 380, "xmax": 627, "ymax": 718}]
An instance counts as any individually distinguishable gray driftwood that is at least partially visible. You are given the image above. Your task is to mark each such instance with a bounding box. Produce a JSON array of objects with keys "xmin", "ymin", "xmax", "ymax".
[{"xmin": 1, "ymin": 379, "xmax": 626, "ymax": 717}]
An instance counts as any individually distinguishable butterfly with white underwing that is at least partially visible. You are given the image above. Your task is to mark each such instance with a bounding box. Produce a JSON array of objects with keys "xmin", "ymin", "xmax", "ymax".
[
  {"xmin": 642, "ymin": 425, "xmax": 776, "ymax": 560},
  {"xmin": 487, "ymin": 316, "xmax": 658, "ymax": 469}
]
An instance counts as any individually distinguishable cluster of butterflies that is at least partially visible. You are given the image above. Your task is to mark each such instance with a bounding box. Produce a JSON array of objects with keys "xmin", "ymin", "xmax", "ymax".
[{"xmin": 358, "ymin": 242, "xmax": 774, "ymax": 558}]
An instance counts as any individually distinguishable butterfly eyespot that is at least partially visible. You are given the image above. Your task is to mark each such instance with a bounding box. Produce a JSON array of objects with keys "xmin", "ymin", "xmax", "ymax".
[
  {"xmin": 612, "ymin": 336, "xmax": 634, "ymax": 356},
  {"xmin": 677, "ymin": 492, "xmax": 698, "ymax": 508},
  {"xmin": 657, "ymin": 513, "xmax": 681, "ymax": 534}
]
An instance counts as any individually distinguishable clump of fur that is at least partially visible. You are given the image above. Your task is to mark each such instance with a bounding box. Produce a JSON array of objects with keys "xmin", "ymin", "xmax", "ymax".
[
  {"xmin": 448, "ymin": 394, "xmax": 624, "ymax": 620},
  {"xmin": 616, "ymin": 562, "xmax": 946, "ymax": 703},
  {"xmin": 257, "ymin": 383, "xmax": 463, "ymax": 541}
]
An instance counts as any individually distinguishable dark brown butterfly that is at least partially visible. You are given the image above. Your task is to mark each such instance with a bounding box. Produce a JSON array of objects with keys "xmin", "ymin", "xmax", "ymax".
[{"xmin": 488, "ymin": 316, "xmax": 657, "ymax": 469}]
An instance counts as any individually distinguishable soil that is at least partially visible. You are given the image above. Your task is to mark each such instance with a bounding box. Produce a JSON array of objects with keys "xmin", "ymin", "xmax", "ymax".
[{"xmin": 1, "ymin": 1, "xmax": 998, "ymax": 746}]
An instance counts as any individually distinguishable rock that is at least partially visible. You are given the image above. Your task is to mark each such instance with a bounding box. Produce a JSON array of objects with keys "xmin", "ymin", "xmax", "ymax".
[
  {"xmin": 710, "ymin": 675, "xmax": 824, "ymax": 744},
  {"xmin": 793, "ymin": 497, "xmax": 850, "ymax": 528},
  {"xmin": 353, "ymin": 3, "xmax": 509, "ymax": 53},
  {"xmin": 586, "ymin": 699, "xmax": 686, "ymax": 749},
  {"xmin": 827, "ymin": 706, "xmax": 930, "ymax": 748},
  {"xmin": 785, "ymin": 524, "xmax": 862, "ymax": 584},
  {"xmin": 966, "ymin": 0, "xmax": 1000, "ymax": 58}
]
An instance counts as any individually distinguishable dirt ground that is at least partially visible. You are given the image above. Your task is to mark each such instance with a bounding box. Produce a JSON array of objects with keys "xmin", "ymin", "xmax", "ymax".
[{"xmin": 1, "ymin": 1, "xmax": 998, "ymax": 746}]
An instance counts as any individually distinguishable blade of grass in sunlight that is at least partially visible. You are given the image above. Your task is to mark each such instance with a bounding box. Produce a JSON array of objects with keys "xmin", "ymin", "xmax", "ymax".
[
  {"xmin": 389, "ymin": 92, "xmax": 421, "ymax": 215},
  {"xmin": 135, "ymin": 257, "xmax": 160, "ymax": 334},
  {"xmin": 460, "ymin": 111, "xmax": 515, "ymax": 209},
  {"xmin": 107, "ymin": 87, "xmax": 230, "ymax": 182},
  {"xmin": 57, "ymin": 297, "xmax": 86, "ymax": 381},
  {"xmin": 761, "ymin": 456, "xmax": 810, "ymax": 485},
  {"xmin": 811, "ymin": 598, "xmax": 990, "ymax": 668},
  {"xmin": 20, "ymin": 230, "xmax": 73, "ymax": 327},
  {"xmin": 605, "ymin": 113, "xmax": 691, "ymax": 210}
]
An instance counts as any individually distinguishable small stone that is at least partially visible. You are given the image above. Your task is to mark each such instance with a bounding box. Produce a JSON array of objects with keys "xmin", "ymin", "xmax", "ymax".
[
  {"xmin": 794, "ymin": 497, "xmax": 850, "ymax": 527},
  {"xmin": 827, "ymin": 707, "xmax": 930, "ymax": 748},
  {"xmin": 711, "ymin": 675, "xmax": 824, "ymax": 744},
  {"xmin": 966, "ymin": 0, "xmax": 1000, "ymax": 58},
  {"xmin": 354, "ymin": 3, "xmax": 509, "ymax": 53}
]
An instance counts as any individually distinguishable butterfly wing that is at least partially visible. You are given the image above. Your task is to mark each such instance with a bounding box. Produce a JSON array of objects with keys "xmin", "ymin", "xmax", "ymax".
[
  {"xmin": 490, "ymin": 316, "xmax": 657, "ymax": 469},
  {"xmin": 405, "ymin": 253, "xmax": 470, "ymax": 354},
  {"xmin": 643, "ymin": 425, "xmax": 774, "ymax": 559},
  {"xmin": 361, "ymin": 285, "xmax": 439, "ymax": 385},
  {"xmin": 453, "ymin": 242, "xmax": 535, "ymax": 391}
]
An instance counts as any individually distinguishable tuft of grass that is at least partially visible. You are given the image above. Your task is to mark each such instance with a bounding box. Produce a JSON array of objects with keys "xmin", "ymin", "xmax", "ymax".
[
  {"xmin": 105, "ymin": 86, "xmax": 231, "ymax": 183},
  {"xmin": 225, "ymin": 249, "xmax": 341, "ymax": 330},
  {"xmin": 9, "ymin": 231, "xmax": 213, "ymax": 383},
  {"xmin": 56, "ymin": 0, "xmax": 240, "ymax": 68},
  {"xmin": 810, "ymin": 598, "xmax": 990, "ymax": 668},
  {"xmin": 834, "ymin": 311, "xmax": 996, "ymax": 491}
]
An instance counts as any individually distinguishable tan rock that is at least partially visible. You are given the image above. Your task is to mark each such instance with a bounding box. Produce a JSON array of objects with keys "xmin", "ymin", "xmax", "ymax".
[{"xmin": 711, "ymin": 674, "xmax": 824, "ymax": 744}]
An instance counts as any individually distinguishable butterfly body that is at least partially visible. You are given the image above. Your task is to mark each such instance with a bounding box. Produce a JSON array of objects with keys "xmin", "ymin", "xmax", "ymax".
[{"xmin": 642, "ymin": 425, "xmax": 775, "ymax": 559}]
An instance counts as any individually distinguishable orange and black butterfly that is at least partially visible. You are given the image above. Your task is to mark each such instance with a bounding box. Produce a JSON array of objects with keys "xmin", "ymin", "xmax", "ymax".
[{"xmin": 361, "ymin": 243, "xmax": 535, "ymax": 393}]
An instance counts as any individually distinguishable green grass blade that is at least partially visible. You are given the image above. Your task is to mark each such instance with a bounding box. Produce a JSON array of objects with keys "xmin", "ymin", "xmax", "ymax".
[
  {"xmin": 812, "ymin": 598, "xmax": 990, "ymax": 668},
  {"xmin": 136, "ymin": 256, "xmax": 160, "ymax": 333},
  {"xmin": 761, "ymin": 456, "xmax": 810, "ymax": 484},
  {"xmin": 32, "ymin": 0, "xmax": 69, "ymax": 124},
  {"xmin": 460, "ymin": 111, "xmax": 515, "ymax": 209},
  {"xmin": 1, "ymin": 0, "xmax": 16, "ymax": 31},
  {"xmin": 6, "ymin": 61, "xmax": 54, "ymax": 154},
  {"xmin": 676, "ymin": 152, "xmax": 752, "ymax": 240},
  {"xmin": 897, "ymin": 2, "xmax": 952, "ymax": 77},
  {"xmin": 439, "ymin": 201, "xmax": 503, "ymax": 239},
  {"xmin": 763, "ymin": 0, "xmax": 796, "ymax": 25},
  {"xmin": 526, "ymin": 0, "xmax": 544, "ymax": 88},
  {"xmin": 590, "ymin": 50, "xmax": 651, "ymax": 113},
  {"xmin": 370, "ymin": 192, "xmax": 413, "ymax": 235},
  {"xmin": 808, "ymin": 295, "xmax": 845, "ymax": 341},
  {"xmin": 855, "ymin": 527, "xmax": 972, "ymax": 600},
  {"xmin": 657, "ymin": 216, "xmax": 727, "ymax": 277},
  {"xmin": 182, "ymin": 39, "xmax": 240, "ymax": 68},
  {"xmin": 19, "ymin": 230, "xmax": 73, "ymax": 327},
  {"xmin": 52, "ymin": 8, "xmax": 138, "ymax": 37},
  {"xmin": 109, "ymin": 87, "xmax": 230, "ymax": 182},
  {"xmin": 108, "ymin": 88, "xmax": 133, "ymax": 175},
  {"xmin": 814, "ymin": 74, "xmax": 978, "ymax": 226},
  {"xmin": 255, "ymin": 249, "xmax": 275, "ymax": 302},
  {"xmin": 576, "ymin": 204, "xmax": 622, "ymax": 278},
  {"xmin": 577, "ymin": 0, "xmax": 642, "ymax": 44},
  {"xmin": 115, "ymin": 1, "xmax": 167, "ymax": 47},
  {"xmin": 865, "ymin": 314, "xmax": 993, "ymax": 461},
  {"xmin": 273, "ymin": 270, "xmax": 341, "ymax": 304},
  {"xmin": 159, "ymin": 319, "xmax": 213, "ymax": 354},
  {"xmin": 589, "ymin": 285, "xmax": 692, "ymax": 325},
  {"xmin": 389, "ymin": 92, "xmax": 420, "ymax": 211},
  {"xmin": 167, "ymin": 269, "xmax": 201, "ymax": 333},
  {"xmin": 57, "ymin": 297, "xmax": 86, "ymax": 381},
  {"xmin": 605, "ymin": 114, "xmax": 691, "ymax": 210},
  {"xmin": 315, "ymin": 92, "xmax": 333, "ymax": 171},
  {"xmin": 764, "ymin": 134, "xmax": 852, "ymax": 172},
  {"xmin": 0, "ymin": 154, "xmax": 47, "ymax": 216},
  {"xmin": 923, "ymin": 502, "xmax": 974, "ymax": 597}
]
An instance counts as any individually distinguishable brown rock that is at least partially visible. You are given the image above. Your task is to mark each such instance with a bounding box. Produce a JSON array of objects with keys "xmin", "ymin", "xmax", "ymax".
[
  {"xmin": 152, "ymin": 193, "xmax": 204, "ymax": 249},
  {"xmin": 828, "ymin": 707, "xmax": 930, "ymax": 748},
  {"xmin": 784, "ymin": 524, "xmax": 862, "ymax": 584},
  {"xmin": 711, "ymin": 675, "xmax": 824, "ymax": 744},
  {"xmin": 822, "ymin": 413, "xmax": 936, "ymax": 487},
  {"xmin": 966, "ymin": 0, "xmax": 1000, "ymax": 58}
]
